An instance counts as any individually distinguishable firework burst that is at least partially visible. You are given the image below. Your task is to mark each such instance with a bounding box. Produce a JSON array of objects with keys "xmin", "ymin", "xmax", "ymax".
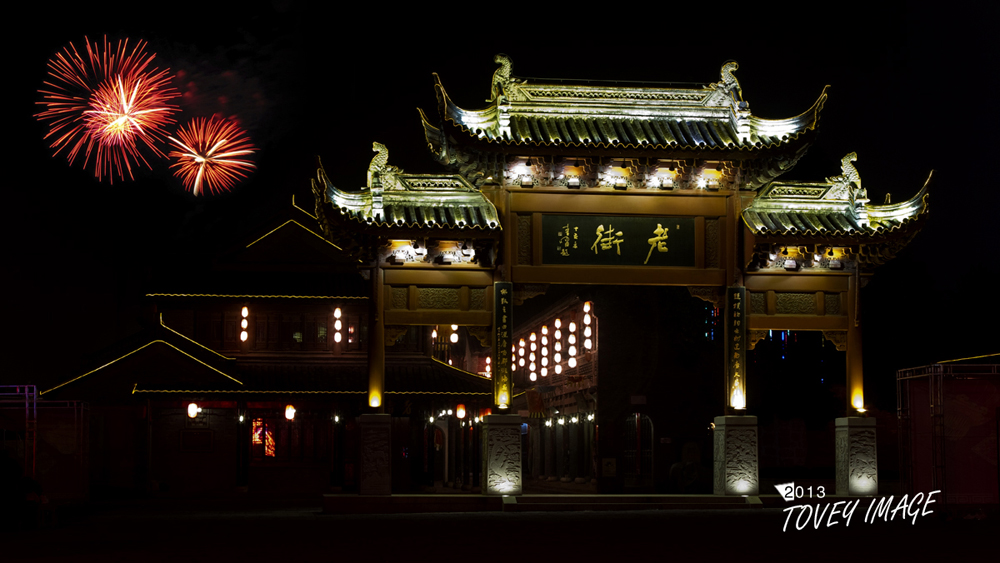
[
  {"xmin": 168, "ymin": 116, "xmax": 256, "ymax": 195},
  {"xmin": 35, "ymin": 36, "xmax": 179, "ymax": 182}
]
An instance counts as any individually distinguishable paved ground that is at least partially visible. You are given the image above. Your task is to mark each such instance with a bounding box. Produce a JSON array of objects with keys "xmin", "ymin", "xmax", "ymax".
[{"xmin": 1, "ymin": 496, "xmax": 996, "ymax": 562}]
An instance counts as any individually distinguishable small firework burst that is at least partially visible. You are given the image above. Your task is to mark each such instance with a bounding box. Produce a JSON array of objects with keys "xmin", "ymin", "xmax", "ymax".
[
  {"xmin": 168, "ymin": 116, "xmax": 256, "ymax": 195},
  {"xmin": 35, "ymin": 36, "xmax": 179, "ymax": 182}
]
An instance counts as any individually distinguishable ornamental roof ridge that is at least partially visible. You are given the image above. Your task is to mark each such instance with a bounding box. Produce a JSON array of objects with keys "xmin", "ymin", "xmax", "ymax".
[
  {"xmin": 426, "ymin": 57, "xmax": 827, "ymax": 153},
  {"xmin": 311, "ymin": 150, "xmax": 502, "ymax": 232},
  {"xmin": 744, "ymin": 164, "xmax": 931, "ymax": 239}
]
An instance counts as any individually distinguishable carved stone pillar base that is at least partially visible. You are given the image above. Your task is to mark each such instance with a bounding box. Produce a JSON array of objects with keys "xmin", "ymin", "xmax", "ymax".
[
  {"xmin": 713, "ymin": 415, "xmax": 759, "ymax": 496},
  {"xmin": 481, "ymin": 414, "xmax": 522, "ymax": 495},
  {"xmin": 835, "ymin": 417, "xmax": 877, "ymax": 496},
  {"xmin": 359, "ymin": 414, "xmax": 391, "ymax": 495}
]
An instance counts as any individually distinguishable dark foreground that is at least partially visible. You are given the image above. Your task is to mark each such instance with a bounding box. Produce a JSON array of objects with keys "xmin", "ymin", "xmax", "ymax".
[{"xmin": 1, "ymin": 497, "xmax": 996, "ymax": 562}]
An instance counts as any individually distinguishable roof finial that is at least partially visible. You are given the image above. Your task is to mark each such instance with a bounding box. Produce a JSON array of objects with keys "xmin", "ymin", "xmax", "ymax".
[
  {"xmin": 488, "ymin": 54, "xmax": 513, "ymax": 103},
  {"xmin": 368, "ymin": 142, "xmax": 402, "ymax": 190},
  {"xmin": 719, "ymin": 60, "xmax": 743, "ymax": 102}
]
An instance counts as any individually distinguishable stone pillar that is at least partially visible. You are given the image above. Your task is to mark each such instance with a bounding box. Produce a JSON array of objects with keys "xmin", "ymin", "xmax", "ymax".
[
  {"xmin": 556, "ymin": 420, "xmax": 568, "ymax": 481},
  {"xmin": 481, "ymin": 414, "xmax": 522, "ymax": 495},
  {"xmin": 463, "ymin": 423, "xmax": 473, "ymax": 491},
  {"xmin": 472, "ymin": 421, "xmax": 481, "ymax": 490},
  {"xmin": 359, "ymin": 413, "xmax": 391, "ymax": 495},
  {"xmin": 713, "ymin": 415, "xmax": 758, "ymax": 495},
  {"xmin": 531, "ymin": 421, "xmax": 541, "ymax": 480},
  {"xmin": 545, "ymin": 423, "xmax": 557, "ymax": 481},
  {"xmin": 455, "ymin": 418, "xmax": 465, "ymax": 489},
  {"xmin": 836, "ymin": 417, "xmax": 877, "ymax": 496},
  {"xmin": 447, "ymin": 417, "xmax": 456, "ymax": 487},
  {"xmin": 571, "ymin": 419, "xmax": 585, "ymax": 483}
]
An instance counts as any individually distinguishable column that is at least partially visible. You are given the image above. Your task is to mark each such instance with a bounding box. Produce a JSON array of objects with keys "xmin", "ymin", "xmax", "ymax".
[
  {"xmin": 571, "ymin": 418, "xmax": 586, "ymax": 484},
  {"xmin": 463, "ymin": 423, "xmax": 473, "ymax": 491},
  {"xmin": 545, "ymin": 422, "xmax": 557, "ymax": 481},
  {"xmin": 481, "ymin": 414, "xmax": 522, "ymax": 495},
  {"xmin": 713, "ymin": 415, "xmax": 759, "ymax": 495},
  {"xmin": 846, "ymin": 275, "xmax": 865, "ymax": 413},
  {"xmin": 455, "ymin": 418, "xmax": 465, "ymax": 489},
  {"xmin": 447, "ymin": 417, "xmax": 456, "ymax": 487},
  {"xmin": 368, "ymin": 266, "xmax": 385, "ymax": 411},
  {"xmin": 836, "ymin": 417, "xmax": 877, "ymax": 496},
  {"xmin": 472, "ymin": 421, "xmax": 481, "ymax": 491},
  {"xmin": 556, "ymin": 419, "xmax": 568, "ymax": 482},
  {"xmin": 530, "ymin": 421, "xmax": 542, "ymax": 480},
  {"xmin": 359, "ymin": 413, "xmax": 391, "ymax": 495}
]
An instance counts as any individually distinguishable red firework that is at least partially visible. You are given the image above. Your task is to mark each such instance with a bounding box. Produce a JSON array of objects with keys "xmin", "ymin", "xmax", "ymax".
[
  {"xmin": 168, "ymin": 116, "xmax": 256, "ymax": 196},
  {"xmin": 35, "ymin": 37, "xmax": 179, "ymax": 182}
]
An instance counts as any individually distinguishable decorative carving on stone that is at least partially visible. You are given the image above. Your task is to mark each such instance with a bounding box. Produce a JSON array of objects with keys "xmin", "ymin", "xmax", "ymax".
[
  {"xmin": 517, "ymin": 215, "xmax": 531, "ymax": 265},
  {"xmin": 823, "ymin": 331, "xmax": 848, "ymax": 351},
  {"xmin": 466, "ymin": 325, "xmax": 492, "ymax": 348},
  {"xmin": 714, "ymin": 417, "xmax": 758, "ymax": 495},
  {"xmin": 485, "ymin": 425, "xmax": 522, "ymax": 494},
  {"xmin": 706, "ymin": 219, "xmax": 720, "ymax": 268},
  {"xmin": 836, "ymin": 419, "xmax": 877, "ymax": 496},
  {"xmin": 850, "ymin": 429, "xmax": 877, "ymax": 487},
  {"xmin": 360, "ymin": 421, "xmax": 391, "ymax": 495},
  {"xmin": 748, "ymin": 330, "xmax": 768, "ymax": 350},
  {"xmin": 384, "ymin": 325, "xmax": 408, "ymax": 346},
  {"xmin": 776, "ymin": 292, "xmax": 815, "ymax": 315},
  {"xmin": 725, "ymin": 428, "xmax": 758, "ymax": 493},
  {"xmin": 418, "ymin": 287, "xmax": 460, "ymax": 309},
  {"xmin": 688, "ymin": 286, "xmax": 723, "ymax": 307},
  {"xmin": 825, "ymin": 293, "xmax": 841, "ymax": 315},
  {"xmin": 470, "ymin": 288, "xmax": 486, "ymax": 311},
  {"xmin": 391, "ymin": 287, "xmax": 408, "ymax": 310}
]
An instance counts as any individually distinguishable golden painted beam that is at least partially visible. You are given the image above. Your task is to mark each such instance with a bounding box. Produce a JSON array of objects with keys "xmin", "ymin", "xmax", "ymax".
[
  {"xmin": 511, "ymin": 265, "xmax": 726, "ymax": 286},
  {"xmin": 745, "ymin": 273, "xmax": 851, "ymax": 292},
  {"xmin": 509, "ymin": 191, "xmax": 729, "ymax": 216},
  {"xmin": 383, "ymin": 269, "xmax": 494, "ymax": 287}
]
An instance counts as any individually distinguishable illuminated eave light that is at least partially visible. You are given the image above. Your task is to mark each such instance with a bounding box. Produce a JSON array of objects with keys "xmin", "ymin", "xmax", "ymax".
[
  {"xmin": 285, "ymin": 404, "xmax": 296, "ymax": 420},
  {"xmin": 187, "ymin": 403, "xmax": 201, "ymax": 419}
]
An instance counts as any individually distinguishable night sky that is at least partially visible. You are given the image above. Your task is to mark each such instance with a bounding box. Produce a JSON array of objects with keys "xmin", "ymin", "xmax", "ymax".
[{"xmin": 8, "ymin": 2, "xmax": 997, "ymax": 402}]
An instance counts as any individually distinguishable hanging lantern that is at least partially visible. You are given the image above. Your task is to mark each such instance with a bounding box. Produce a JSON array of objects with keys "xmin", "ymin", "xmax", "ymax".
[
  {"xmin": 285, "ymin": 404, "xmax": 296, "ymax": 420},
  {"xmin": 456, "ymin": 404, "xmax": 466, "ymax": 419},
  {"xmin": 187, "ymin": 403, "xmax": 201, "ymax": 418}
]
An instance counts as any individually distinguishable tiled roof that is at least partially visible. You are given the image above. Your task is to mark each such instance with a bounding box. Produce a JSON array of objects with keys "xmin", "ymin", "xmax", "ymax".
[
  {"xmin": 743, "ymin": 173, "xmax": 930, "ymax": 239},
  {"xmin": 430, "ymin": 64, "xmax": 827, "ymax": 153},
  {"xmin": 314, "ymin": 165, "xmax": 501, "ymax": 232}
]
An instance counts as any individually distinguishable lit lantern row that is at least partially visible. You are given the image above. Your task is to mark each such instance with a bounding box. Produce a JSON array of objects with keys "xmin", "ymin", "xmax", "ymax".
[
  {"xmin": 188, "ymin": 402, "xmax": 298, "ymax": 421},
  {"xmin": 334, "ymin": 307, "xmax": 343, "ymax": 343},
  {"xmin": 512, "ymin": 301, "xmax": 595, "ymax": 382},
  {"xmin": 241, "ymin": 305, "xmax": 347, "ymax": 345},
  {"xmin": 240, "ymin": 306, "xmax": 249, "ymax": 342},
  {"xmin": 428, "ymin": 404, "xmax": 493, "ymax": 424},
  {"xmin": 542, "ymin": 413, "xmax": 596, "ymax": 427}
]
